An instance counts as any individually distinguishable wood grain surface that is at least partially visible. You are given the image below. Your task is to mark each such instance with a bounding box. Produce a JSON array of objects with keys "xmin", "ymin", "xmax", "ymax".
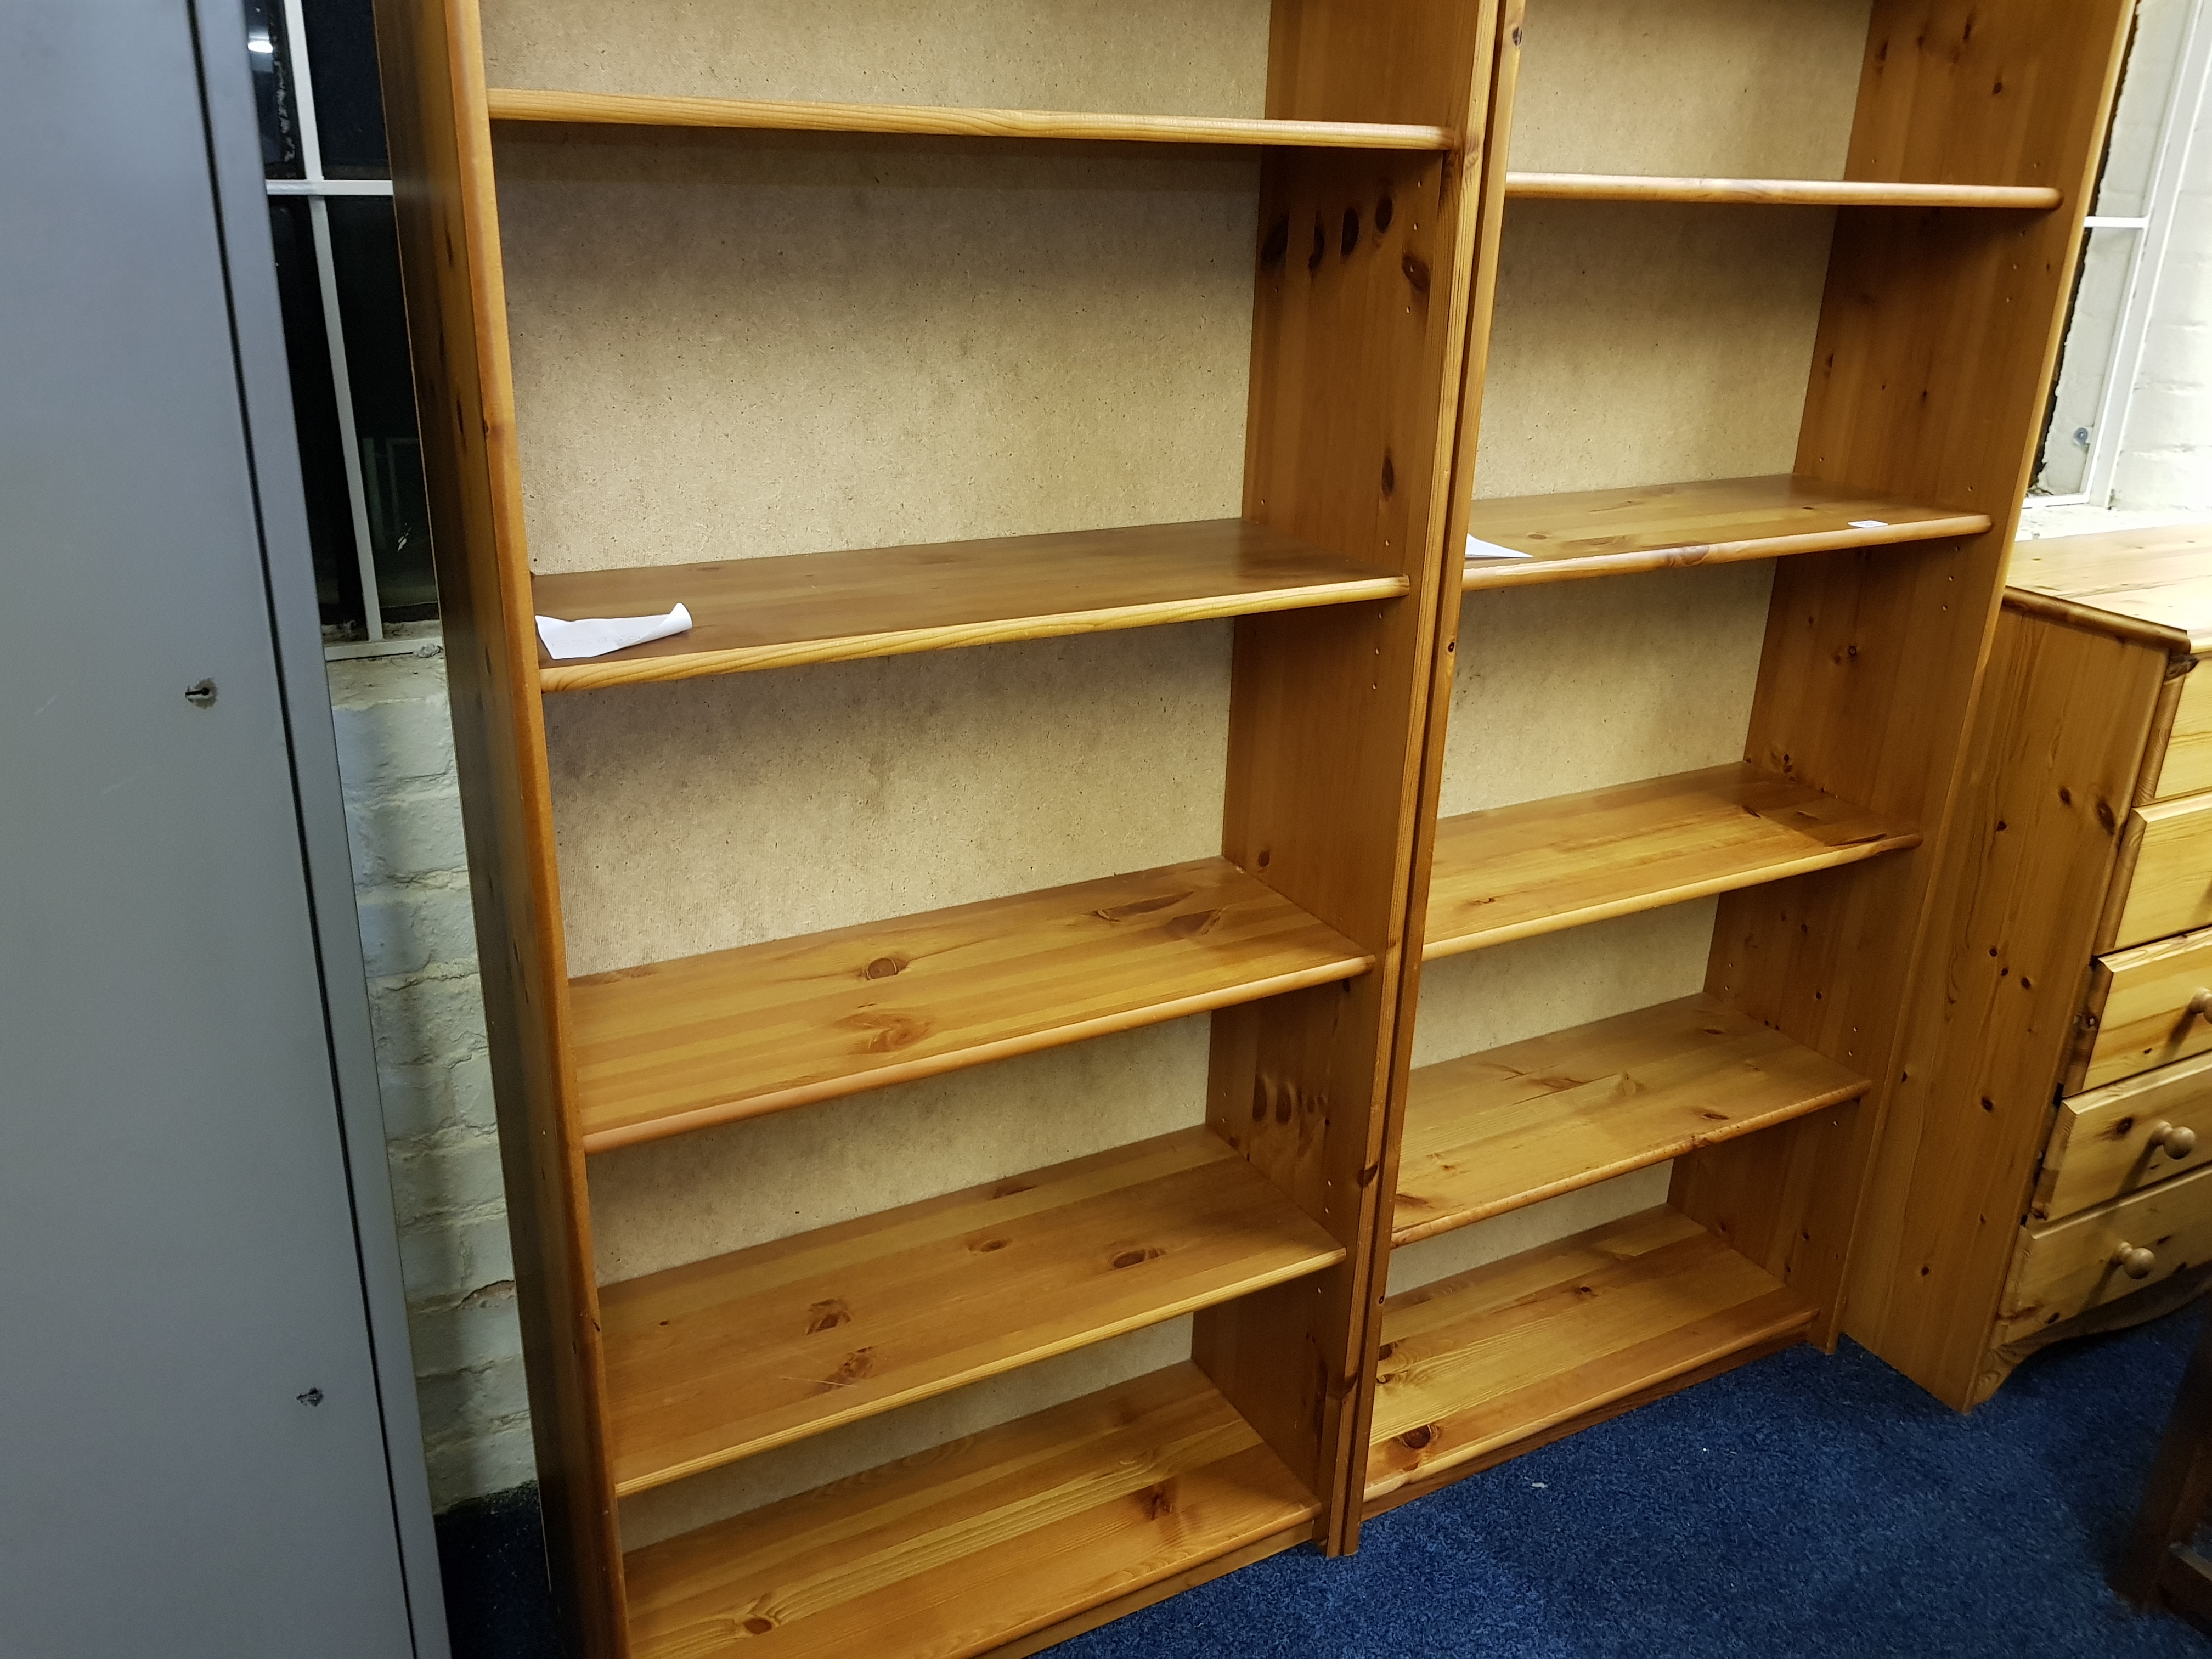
[
  {"xmin": 1425, "ymin": 762, "xmax": 1920, "ymax": 958},
  {"xmin": 1364, "ymin": 1206, "xmax": 1810, "ymax": 1502},
  {"xmin": 2075, "ymin": 926, "xmax": 2212, "ymax": 1094},
  {"xmin": 2153, "ymin": 672, "xmax": 2212, "ymax": 804},
  {"xmin": 1392, "ymin": 995, "xmax": 1870, "ymax": 1244},
  {"xmin": 1997, "ymin": 1163, "xmax": 2212, "ymax": 1345},
  {"xmin": 2036, "ymin": 1051, "xmax": 2212, "ymax": 1222},
  {"xmin": 1461, "ymin": 473, "xmax": 1986, "ymax": 589},
  {"xmin": 600, "ymin": 1127, "xmax": 1343, "ymax": 1493},
  {"xmin": 571, "ymin": 857, "xmax": 1371, "ymax": 1152},
  {"xmin": 533, "ymin": 521, "xmax": 1409, "ymax": 692},
  {"xmin": 621, "ymin": 1363, "xmax": 1318, "ymax": 1659},
  {"xmin": 1504, "ymin": 172, "xmax": 2059, "ymax": 209},
  {"xmin": 2007, "ymin": 524, "xmax": 2212, "ymax": 657},
  {"xmin": 2109, "ymin": 795, "xmax": 2212, "ymax": 951},
  {"xmin": 486, "ymin": 84, "xmax": 1453, "ymax": 149}
]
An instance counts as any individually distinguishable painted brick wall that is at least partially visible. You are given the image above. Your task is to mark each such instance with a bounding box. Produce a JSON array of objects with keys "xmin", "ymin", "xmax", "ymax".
[
  {"xmin": 328, "ymin": 635, "xmax": 535, "ymax": 1509},
  {"xmin": 2112, "ymin": 103, "xmax": 2212, "ymax": 512}
]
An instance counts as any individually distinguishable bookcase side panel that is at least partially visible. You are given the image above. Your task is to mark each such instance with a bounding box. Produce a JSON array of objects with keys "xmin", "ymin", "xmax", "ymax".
[
  {"xmin": 371, "ymin": 0, "xmax": 625, "ymax": 1650},
  {"xmin": 1685, "ymin": 0, "xmax": 2137, "ymax": 1345},
  {"xmin": 1197, "ymin": 0, "xmax": 1496, "ymax": 1554}
]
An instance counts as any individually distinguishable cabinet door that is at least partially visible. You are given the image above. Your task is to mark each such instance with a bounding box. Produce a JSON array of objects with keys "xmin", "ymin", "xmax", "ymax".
[{"xmin": 0, "ymin": 4, "xmax": 428, "ymax": 1654}]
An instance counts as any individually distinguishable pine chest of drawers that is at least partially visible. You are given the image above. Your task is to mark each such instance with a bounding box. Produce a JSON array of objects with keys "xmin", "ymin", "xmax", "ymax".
[{"xmin": 1848, "ymin": 524, "xmax": 2212, "ymax": 1408}]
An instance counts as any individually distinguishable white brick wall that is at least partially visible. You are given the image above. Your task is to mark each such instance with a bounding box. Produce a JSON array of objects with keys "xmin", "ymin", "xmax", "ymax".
[
  {"xmin": 327, "ymin": 634, "xmax": 535, "ymax": 1509},
  {"xmin": 2111, "ymin": 106, "xmax": 2212, "ymax": 512}
]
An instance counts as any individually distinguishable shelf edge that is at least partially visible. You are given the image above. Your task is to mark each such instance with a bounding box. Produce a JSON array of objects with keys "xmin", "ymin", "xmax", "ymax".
[
  {"xmin": 1462, "ymin": 511, "xmax": 1991, "ymax": 591},
  {"xmin": 539, "ymin": 573, "xmax": 1411, "ymax": 693},
  {"xmin": 488, "ymin": 86, "xmax": 1455, "ymax": 150},
  {"xmin": 1505, "ymin": 172, "xmax": 2062, "ymax": 209}
]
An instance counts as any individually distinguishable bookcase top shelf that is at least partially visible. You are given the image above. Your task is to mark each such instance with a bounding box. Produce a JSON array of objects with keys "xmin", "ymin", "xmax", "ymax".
[
  {"xmin": 534, "ymin": 520, "xmax": 1407, "ymax": 693},
  {"xmin": 487, "ymin": 86, "xmax": 1455, "ymax": 151},
  {"xmin": 600, "ymin": 1127, "xmax": 1344, "ymax": 1494},
  {"xmin": 569, "ymin": 856, "xmax": 1372, "ymax": 1152},
  {"xmin": 1424, "ymin": 762, "xmax": 1921, "ymax": 959},
  {"xmin": 1463, "ymin": 475, "xmax": 1990, "ymax": 589},
  {"xmin": 1505, "ymin": 172, "xmax": 2062, "ymax": 210}
]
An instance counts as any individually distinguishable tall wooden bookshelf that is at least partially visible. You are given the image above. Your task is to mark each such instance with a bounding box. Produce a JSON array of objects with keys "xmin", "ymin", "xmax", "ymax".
[
  {"xmin": 375, "ymin": 1, "xmax": 1503, "ymax": 1652},
  {"xmin": 1353, "ymin": 0, "xmax": 2134, "ymax": 1529},
  {"xmin": 373, "ymin": 0, "xmax": 2133, "ymax": 1650}
]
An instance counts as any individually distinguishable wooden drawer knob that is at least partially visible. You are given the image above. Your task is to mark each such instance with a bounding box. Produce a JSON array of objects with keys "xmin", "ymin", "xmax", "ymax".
[
  {"xmin": 2152, "ymin": 1122, "xmax": 2199, "ymax": 1159},
  {"xmin": 2115, "ymin": 1244, "xmax": 2158, "ymax": 1279},
  {"xmin": 2190, "ymin": 989, "xmax": 2212, "ymax": 1018}
]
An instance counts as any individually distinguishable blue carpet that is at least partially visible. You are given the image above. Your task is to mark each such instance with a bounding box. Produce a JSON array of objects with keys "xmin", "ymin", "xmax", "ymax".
[
  {"xmin": 438, "ymin": 1305, "xmax": 2211, "ymax": 1657},
  {"xmin": 1058, "ymin": 1307, "xmax": 2212, "ymax": 1659}
]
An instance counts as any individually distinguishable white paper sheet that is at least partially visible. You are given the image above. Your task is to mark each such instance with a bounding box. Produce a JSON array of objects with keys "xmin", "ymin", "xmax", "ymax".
[
  {"xmin": 1848, "ymin": 519, "xmax": 1891, "ymax": 529},
  {"xmin": 535, "ymin": 603, "xmax": 693, "ymax": 660},
  {"xmin": 1466, "ymin": 534, "xmax": 1534, "ymax": 561}
]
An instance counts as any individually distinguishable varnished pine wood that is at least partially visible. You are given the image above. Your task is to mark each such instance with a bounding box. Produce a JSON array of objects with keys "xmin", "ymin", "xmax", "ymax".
[
  {"xmin": 1198, "ymin": 0, "xmax": 1498, "ymax": 1555},
  {"xmin": 1504, "ymin": 172, "xmax": 2059, "ymax": 209},
  {"xmin": 533, "ymin": 521, "xmax": 1408, "ymax": 692},
  {"xmin": 2108, "ymin": 796, "xmax": 2212, "ymax": 951},
  {"xmin": 486, "ymin": 84, "xmax": 1455, "ymax": 150},
  {"xmin": 1832, "ymin": 606, "xmax": 2162, "ymax": 1406},
  {"xmin": 370, "ymin": 0, "xmax": 627, "ymax": 1646},
  {"xmin": 1996, "ymin": 1164, "xmax": 2212, "ymax": 1346},
  {"xmin": 1709, "ymin": 0, "xmax": 2135, "ymax": 1358},
  {"xmin": 1426, "ymin": 763, "xmax": 1918, "ymax": 959},
  {"xmin": 1462, "ymin": 474, "xmax": 1988, "ymax": 589},
  {"xmin": 2153, "ymin": 673, "xmax": 2212, "ymax": 804},
  {"xmin": 2008, "ymin": 524, "xmax": 2212, "ymax": 657},
  {"xmin": 2075, "ymin": 927, "xmax": 2212, "ymax": 1095},
  {"xmin": 1363, "ymin": 1207, "xmax": 1811, "ymax": 1504},
  {"xmin": 571, "ymin": 857, "xmax": 1370, "ymax": 1152},
  {"xmin": 622, "ymin": 1364, "xmax": 1318, "ymax": 1659},
  {"xmin": 1392, "ymin": 996, "xmax": 1869, "ymax": 1245},
  {"xmin": 600, "ymin": 1128, "xmax": 1343, "ymax": 1494},
  {"xmin": 2036, "ymin": 1051, "xmax": 2212, "ymax": 1223}
]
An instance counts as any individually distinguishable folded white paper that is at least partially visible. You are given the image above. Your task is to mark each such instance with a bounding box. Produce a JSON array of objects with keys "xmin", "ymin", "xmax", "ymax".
[
  {"xmin": 536, "ymin": 603, "xmax": 693, "ymax": 661},
  {"xmin": 1466, "ymin": 534, "xmax": 1534, "ymax": 561},
  {"xmin": 1848, "ymin": 518, "xmax": 1891, "ymax": 529}
]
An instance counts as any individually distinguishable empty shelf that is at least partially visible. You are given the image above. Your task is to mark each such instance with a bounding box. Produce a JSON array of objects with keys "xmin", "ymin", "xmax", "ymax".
[
  {"xmin": 601, "ymin": 1127, "xmax": 1341, "ymax": 1493},
  {"xmin": 625, "ymin": 1362, "xmax": 1318, "ymax": 1659},
  {"xmin": 1462, "ymin": 475, "xmax": 1990, "ymax": 589},
  {"xmin": 490, "ymin": 86, "xmax": 1453, "ymax": 150},
  {"xmin": 1424, "ymin": 762, "xmax": 1920, "ymax": 958},
  {"xmin": 1365, "ymin": 1206, "xmax": 1812, "ymax": 1508},
  {"xmin": 572, "ymin": 856, "xmax": 1370, "ymax": 1150},
  {"xmin": 535, "ymin": 520, "xmax": 1407, "ymax": 692},
  {"xmin": 1505, "ymin": 172, "xmax": 2061, "ymax": 209},
  {"xmin": 1392, "ymin": 996, "xmax": 1870, "ymax": 1245}
]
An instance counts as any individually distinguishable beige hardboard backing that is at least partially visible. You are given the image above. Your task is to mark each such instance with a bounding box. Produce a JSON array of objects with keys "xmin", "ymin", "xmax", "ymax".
[
  {"xmin": 1387, "ymin": 1167, "xmax": 1677, "ymax": 1296},
  {"xmin": 1509, "ymin": 0, "xmax": 1870, "ymax": 178},
  {"xmin": 480, "ymin": 0, "xmax": 1271, "ymax": 116},
  {"xmin": 588, "ymin": 1015, "xmax": 1210, "ymax": 1283},
  {"xmin": 494, "ymin": 131, "xmax": 1258, "ymax": 573},
  {"xmin": 618, "ymin": 1319, "xmax": 1195, "ymax": 1550},
  {"xmin": 1440, "ymin": 562, "xmax": 1775, "ymax": 818},
  {"xmin": 1474, "ymin": 200, "xmax": 1836, "ymax": 502},
  {"xmin": 545, "ymin": 623, "xmax": 1229, "ymax": 975}
]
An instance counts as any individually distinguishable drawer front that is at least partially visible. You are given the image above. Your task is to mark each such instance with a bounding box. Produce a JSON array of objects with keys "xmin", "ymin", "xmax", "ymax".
[
  {"xmin": 1997, "ymin": 1161, "xmax": 2212, "ymax": 1344},
  {"xmin": 2073, "ymin": 924, "xmax": 2212, "ymax": 1093},
  {"xmin": 2035, "ymin": 1049, "xmax": 2212, "ymax": 1220},
  {"xmin": 2110, "ymin": 793, "xmax": 2212, "ymax": 950},
  {"xmin": 2151, "ymin": 664, "xmax": 2212, "ymax": 803}
]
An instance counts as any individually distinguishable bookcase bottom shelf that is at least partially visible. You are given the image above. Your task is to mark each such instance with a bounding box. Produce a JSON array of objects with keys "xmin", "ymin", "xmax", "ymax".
[
  {"xmin": 622, "ymin": 1362, "xmax": 1318, "ymax": 1659},
  {"xmin": 1363, "ymin": 1207, "xmax": 1813, "ymax": 1513}
]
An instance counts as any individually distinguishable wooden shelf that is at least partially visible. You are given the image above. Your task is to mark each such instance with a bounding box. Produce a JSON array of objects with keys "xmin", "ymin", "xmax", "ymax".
[
  {"xmin": 572, "ymin": 857, "xmax": 1369, "ymax": 1152},
  {"xmin": 533, "ymin": 520, "xmax": 1407, "ymax": 693},
  {"xmin": 489, "ymin": 86, "xmax": 1454, "ymax": 151},
  {"xmin": 601, "ymin": 1127, "xmax": 1340, "ymax": 1493},
  {"xmin": 1393, "ymin": 996, "xmax": 1870, "ymax": 1245},
  {"xmin": 1424, "ymin": 762, "xmax": 1919, "ymax": 959},
  {"xmin": 1462, "ymin": 474, "xmax": 1990, "ymax": 589},
  {"xmin": 1364, "ymin": 1206, "xmax": 1812, "ymax": 1509},
  {"xmin": 623, "ymin": 1362, "xmax": 1317, "ymax": 1659},
  {"xmin": 1505, "ymin": 172, "xmax": 2062, "ymax": 210}
]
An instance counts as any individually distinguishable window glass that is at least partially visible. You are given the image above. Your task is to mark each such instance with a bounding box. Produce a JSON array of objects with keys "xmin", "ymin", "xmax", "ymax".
[
  {"xmin": 329, "ymin": 198, "xmax": 435, "ymax": 617},
  {"xmin": 244, "ymin": 0, "xmax": 304, "ymax": 178},
  {"xmin": 303, "ymin": 0, "xmax": 392, "ymax": 179},
  {"xmin": 268, "ymin": 199, "xmax": 365, "ymax": 627}
]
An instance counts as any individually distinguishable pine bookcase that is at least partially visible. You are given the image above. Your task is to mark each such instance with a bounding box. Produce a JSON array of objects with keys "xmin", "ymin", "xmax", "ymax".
[{"xmin": 369, "ymin": 0, "xmax": 2132, "ymax": 1652}]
